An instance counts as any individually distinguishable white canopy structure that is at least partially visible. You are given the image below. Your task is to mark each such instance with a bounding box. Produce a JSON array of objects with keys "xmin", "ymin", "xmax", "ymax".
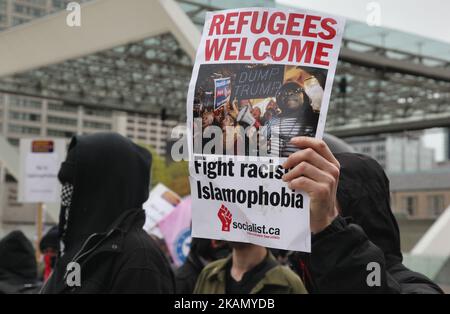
[{"xmin": 0, "ymin": 0, "xmax": 200, "ymax": 77}]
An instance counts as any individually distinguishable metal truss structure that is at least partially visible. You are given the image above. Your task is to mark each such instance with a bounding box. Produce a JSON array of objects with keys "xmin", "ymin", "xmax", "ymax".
[
  {"xmin": 0, "ymin": 0, "xmax": 449, "ymax": 136},
  {"xmin": 329, "ymin": 39, "xmax": 450, "ymax": 137},
  {"xmin": 0, "ymin": 33, "xmax": 193, "ymax": 117}
]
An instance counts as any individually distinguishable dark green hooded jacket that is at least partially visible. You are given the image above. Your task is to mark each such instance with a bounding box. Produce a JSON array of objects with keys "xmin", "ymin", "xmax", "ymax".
[{"xmin": 194, "ymin": 252, "xmax": 307, "ymax": 294}]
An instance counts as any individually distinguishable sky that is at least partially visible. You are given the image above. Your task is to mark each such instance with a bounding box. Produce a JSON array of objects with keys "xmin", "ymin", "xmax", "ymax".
[{"xmin": 423, "ymin": 129, "xmax": 447, "ymax": 162}]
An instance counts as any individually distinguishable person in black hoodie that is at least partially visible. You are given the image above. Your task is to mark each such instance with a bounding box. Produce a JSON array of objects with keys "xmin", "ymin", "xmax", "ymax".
[
  {"xmin": 335, "ymin": 153, "xmax": 443, "ymax": 294},
  {"xmin": 39, "ymin": 225, "xmax": 59, "ymax": 282},
  {"xmin": 0, "ymin": 230, "xmax": 40, "ymax": 294},
  {"xmin": 288, "ymin": 152, "xmax": 443, "ymax": 294},
  {"xmin": 41, "ymin": 133, "xmax": 175, "ymax": 294}
]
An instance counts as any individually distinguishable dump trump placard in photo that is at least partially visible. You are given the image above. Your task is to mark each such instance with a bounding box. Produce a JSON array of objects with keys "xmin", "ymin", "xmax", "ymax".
[{"xmin": 186, "ymin": 7, "xmax": 345, "ymax": 252}]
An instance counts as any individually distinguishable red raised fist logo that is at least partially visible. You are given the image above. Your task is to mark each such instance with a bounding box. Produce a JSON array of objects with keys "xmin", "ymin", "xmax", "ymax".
[{"xmin": 218, "ymin": 204, "xmax": 232, "ymax": 232}]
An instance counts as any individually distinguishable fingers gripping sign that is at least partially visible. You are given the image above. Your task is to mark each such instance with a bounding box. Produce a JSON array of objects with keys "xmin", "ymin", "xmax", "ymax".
[{"xmin": 282, "ymin": 137, "xmax": 340, "ymax": 234}]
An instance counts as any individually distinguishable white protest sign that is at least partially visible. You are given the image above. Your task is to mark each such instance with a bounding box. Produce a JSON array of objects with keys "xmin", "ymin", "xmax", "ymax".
[
  {"xmin": 187, "ymin": 8, "xmax": 345, "ymax": 252},
  {"xmin": 18, "ymin": 138, "xmax": 66, "ymax": 203},
  {"xmin": 143, "ymin": 183, "xmax": 181, "ymax": 237}
]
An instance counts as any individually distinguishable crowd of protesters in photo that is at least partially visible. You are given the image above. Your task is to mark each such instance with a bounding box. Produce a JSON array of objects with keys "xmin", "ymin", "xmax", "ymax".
[{"xmin": 0, "ymin": 132, "xmax": 444, "ymax": 294}]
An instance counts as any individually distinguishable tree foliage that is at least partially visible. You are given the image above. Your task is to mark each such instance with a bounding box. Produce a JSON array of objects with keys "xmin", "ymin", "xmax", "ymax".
[{"xmin": 141, "ymin": 145, "xmax": 190, "ymax": 197}]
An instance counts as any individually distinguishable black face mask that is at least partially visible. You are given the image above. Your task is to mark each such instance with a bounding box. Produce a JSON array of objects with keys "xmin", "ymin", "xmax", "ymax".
[
  {"xmin": 58, "ymin": 182, "xmax": 74, "ymax": 255},
  {"xmin": 57, "ymin": 141, "xmax": 76, "ymax": 255}
]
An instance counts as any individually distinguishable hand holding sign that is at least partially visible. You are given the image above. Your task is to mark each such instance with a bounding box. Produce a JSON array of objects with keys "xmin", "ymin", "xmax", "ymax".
[
  {"xmin": 282, "ymin": 137, "xmax": 340, "ymax": 234},
  {"xmin": 189, "ymin": 7, "xmax": 345, "ymax": 251}
]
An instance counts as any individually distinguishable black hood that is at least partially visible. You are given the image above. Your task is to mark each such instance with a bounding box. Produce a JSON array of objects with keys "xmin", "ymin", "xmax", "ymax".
[
  {"xmin": 0, "ymin": 231, "xmax": 37, "ymax": 283},
  {"xmin": 57, "ymin": 133, "xmax": 152, "ymax": 253},
  {"xmin": 335, "ymin": 153, "xmax": 402, "ymax": 267},
  {"xmin": 39, "ymin": 225, "xmax": 59, "ymax": 253}
]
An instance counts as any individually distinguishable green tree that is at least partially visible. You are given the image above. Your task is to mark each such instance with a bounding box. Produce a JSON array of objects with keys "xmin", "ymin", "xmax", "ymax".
[
  {"xmin": 141, "ymin": 144, "xmax": 190, "ymax": 197},
  {"xmin": 166, "ymin": 160, "xmax": 190, "ymax": 197}
]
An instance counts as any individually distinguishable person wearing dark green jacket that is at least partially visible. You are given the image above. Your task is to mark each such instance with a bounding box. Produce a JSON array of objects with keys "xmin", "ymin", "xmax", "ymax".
[{"xmin": 194, "ymin": 243, "xmax": 307, "ymax": 294}]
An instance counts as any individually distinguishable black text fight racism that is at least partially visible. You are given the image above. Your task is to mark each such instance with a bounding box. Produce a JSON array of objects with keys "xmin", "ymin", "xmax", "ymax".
[
  {"xmin": 193, "ymin": 159, "xmax": 289, "ymax": 180},
  {"xmin": 205, "ymin": 10, "xmax": 338, "ymax": 65}
]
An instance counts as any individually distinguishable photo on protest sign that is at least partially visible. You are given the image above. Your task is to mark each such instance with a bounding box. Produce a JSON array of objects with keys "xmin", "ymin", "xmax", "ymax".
[
  {"xmin": 193, "ymin": 63, "xmax": 327, "ymax": 157},
  {"xmin": 213, "ymin": 77, "xmax": 232, "ymax": 110},
  {"xmin": 187, "ymin": 7, "xmax": 345, "ymax": 252}
]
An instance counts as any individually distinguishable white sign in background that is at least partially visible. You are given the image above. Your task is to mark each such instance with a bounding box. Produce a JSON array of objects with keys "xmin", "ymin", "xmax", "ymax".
[
  {"xmin": 18, "ymin": 138, "xmax": 66, "ymax": 203},
  {"xmin": 143, "ymin": 183, "xmax": 181, "ymax": 238}
]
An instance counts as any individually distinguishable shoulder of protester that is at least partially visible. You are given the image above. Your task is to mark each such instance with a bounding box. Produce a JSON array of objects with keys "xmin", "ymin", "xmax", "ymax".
[
  {"xmin": 198, "ymin": 255, "xmax": 231, "ymax": 280},
  {"xmin": 117, "ymin": 227, "xmax": 173, "ymax": 273},
  {"xmin": 251, "ymin": 264, "xmax": 307, "ymax": 294}
]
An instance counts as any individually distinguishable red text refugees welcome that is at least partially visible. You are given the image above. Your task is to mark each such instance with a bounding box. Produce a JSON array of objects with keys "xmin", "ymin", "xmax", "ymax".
[{"xmin": 204, "ymin": 10, "xmax": 338, "ymax": 66}]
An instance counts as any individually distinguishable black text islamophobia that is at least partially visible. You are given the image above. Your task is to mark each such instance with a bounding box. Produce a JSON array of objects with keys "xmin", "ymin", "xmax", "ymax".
[{"xmin": 196, "ymin": 181, "xmax": 304, "ymax": 209}]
